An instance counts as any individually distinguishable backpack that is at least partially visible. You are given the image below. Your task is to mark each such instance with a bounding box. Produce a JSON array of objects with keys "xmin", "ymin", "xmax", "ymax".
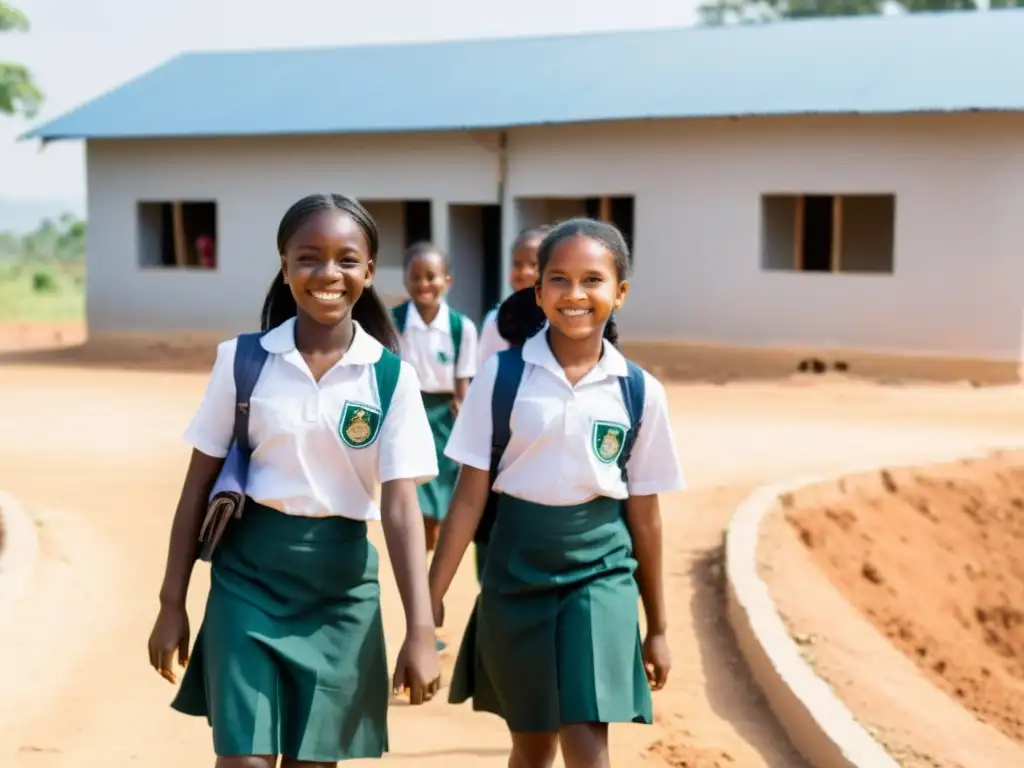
[
  {"xmin": 199, "ymin": 332, "xmax": 402, "ymax": 561},
  {"xmin": 391, "ymin": 300, "xmax": 464, "ymax": 366},
  {"xmin": 472, "ymin": 345, "xmax": 646, "ymax": 545}
]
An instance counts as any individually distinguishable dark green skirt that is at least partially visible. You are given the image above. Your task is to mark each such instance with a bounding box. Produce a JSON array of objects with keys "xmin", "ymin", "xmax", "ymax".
[
  {"xmin": 419, "ymin": 392, "xmax": 458, "ymax": 521},
  {"xmin": 172, "ymin": 500, "xmax": 389, "ymax": 761},
  {"xmin": 450, "ymin": 494, "xmax": 653, "ymax": 732}
]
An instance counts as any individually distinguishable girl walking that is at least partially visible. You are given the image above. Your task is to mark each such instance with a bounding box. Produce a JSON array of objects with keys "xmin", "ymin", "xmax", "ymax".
[
  {"xmin": 476, "ymin": 225, "xmax": 547, "ymax": 363},
  {"xmin": 147, "ymin": 194, "xmax": 441, "ymax": 768},
  {"xmin": 429, "ymin": 218, "xmax": 685, "ymax": 768},
  {"xmin": 391, "ymin": 242, "xmax": 478, "ymax": 552}
]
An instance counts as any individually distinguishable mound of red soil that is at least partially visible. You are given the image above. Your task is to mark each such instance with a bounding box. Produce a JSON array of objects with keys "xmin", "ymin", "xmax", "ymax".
[{"xmin": 785, "ymin": 450, "xmax": 1024, "ymax": 744}]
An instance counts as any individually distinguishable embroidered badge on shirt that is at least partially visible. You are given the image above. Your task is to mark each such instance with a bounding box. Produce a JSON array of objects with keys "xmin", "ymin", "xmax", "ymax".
[
  {"xmin": 437, "ymin": 349, "xmax": 451, "ymax": 364},
  {"xmin": 339, "ymin": 401, "xmax": 382, "ymax": 448},
  {"xmin": 591, "ymin": 421, "xmax": 628, "ymax": 464}
]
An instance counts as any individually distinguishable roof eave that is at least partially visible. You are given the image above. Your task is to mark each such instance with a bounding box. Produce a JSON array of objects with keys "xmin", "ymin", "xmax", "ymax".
[{"xmin": 18, "ymin": 105, "xmax": 1023, "ymax": 144}]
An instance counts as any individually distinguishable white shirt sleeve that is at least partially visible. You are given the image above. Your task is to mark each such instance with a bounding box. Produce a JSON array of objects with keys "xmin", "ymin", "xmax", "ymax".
[
  {"xmin": 182, "ymin": 338, "xmax": 238, "ymax": 458},
  {"xmin": 444, "ymin": 352, "xmax": 497, "ymax": 472},
  {"xmin": 625, "ymin": 372, "xmax": 687, "ymax": 496},
  {"xmin": 379, "ymin": 361, "xmax": 440, "ymax": 485},
  {"xmin": 477, "ymin": 309, "xmax": 507, "ymax": 365},
  {"xmin": 455, "ymin": 316, "xmax": 479, "ymax": 380}
]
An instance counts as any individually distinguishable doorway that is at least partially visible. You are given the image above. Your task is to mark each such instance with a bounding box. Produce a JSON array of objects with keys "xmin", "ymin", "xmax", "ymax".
[{"xmin": 447, "ymin": 204, "xmax": 501, "ymax": 322}]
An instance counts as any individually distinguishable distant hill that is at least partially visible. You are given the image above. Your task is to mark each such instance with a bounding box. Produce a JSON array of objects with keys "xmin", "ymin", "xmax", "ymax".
[{"xmin": 0, "ymin": 198, "xmax": 86, "ymax": 234}]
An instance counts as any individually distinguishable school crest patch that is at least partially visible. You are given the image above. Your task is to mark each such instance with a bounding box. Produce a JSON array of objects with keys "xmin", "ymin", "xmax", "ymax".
[
  {"xmin": 339, "ymin": 401, "xmax": 382, "ymax": 448},
  {"xmin": 591, "ymin": 421, "xmax": 628, "ymax": 464},
  {"xmin": 437, "ymin": 349, "xmax": 451, "ymax": 364}
]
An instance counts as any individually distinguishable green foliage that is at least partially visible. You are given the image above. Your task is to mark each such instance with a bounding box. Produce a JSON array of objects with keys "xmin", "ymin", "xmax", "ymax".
[
  {"xmin": 0, "ymin": 262, "xmax": 84, "ymax": 322},
  {"xmin": 0, "ymin": 1, "xmax": 43, "ymax": 118},
  {"xmin": 31, "ymin": 267, "xmax": 57, "ymax": 293},
  {"xmin": 696, "ymin": 0, "xmax": 1024, "ymax": 24},
  {"xmin": 0, "ymin": 0, "xmax": 27, "ymax": 31},
  {"xmin": 0, "ymin": 213, "xmax": 86, "ymax": 264},
  {"xmin": 0, "ymin": 214, "xmax": 86, "ymax": 322}
]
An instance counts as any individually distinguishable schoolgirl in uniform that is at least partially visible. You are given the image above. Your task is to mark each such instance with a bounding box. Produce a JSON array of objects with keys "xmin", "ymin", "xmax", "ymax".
[
  {"xmin": 428, "ymin": 218, "xmax": 685, "ymax": 768},
  {"xmin": 476, "ymin": 225, "xmax": 547, "ymax": 364},
  {"xmin": 391, "ymin": 242, "xmax": 478, "ymax": 552},
  {"xmin": 147, "ymin": 194, "xmax": 442, "ymax": 768}
]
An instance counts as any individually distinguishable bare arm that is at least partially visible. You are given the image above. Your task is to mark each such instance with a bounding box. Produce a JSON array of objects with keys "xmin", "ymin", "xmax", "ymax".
[
  {"xmin": 158, "ymin": 449, "xmax": 224, "ymax": 608},
  {"xmin": 624, "ymin": 494, "xmax": 667, "ymax": 635},
  {"xmin": 380, "ymin": 478, "xmax": 435, "ymax": 634},
  {"xmin": 452, "ymin": 377, "xmax": 471, "ymax": 415},
  {"xmin": 428, "ymin": 466, "xmax": 491, "ymax": 604}
]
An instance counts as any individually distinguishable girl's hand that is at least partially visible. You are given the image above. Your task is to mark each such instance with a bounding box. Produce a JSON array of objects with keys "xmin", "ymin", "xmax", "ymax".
[
  {"xmin": 449, "ymin": 398, "xmax": 462, "ymax": 417},
  {"xmin": 392, "ymin": 627, "xmax": 441, "ymax": 705},
  {"xmin": 642, "ymin": 632, "xmax": 671, "ymax": 691},
  {"xmin": 148, "ymin": 603, "xmax": 190, "ymax": 684}
]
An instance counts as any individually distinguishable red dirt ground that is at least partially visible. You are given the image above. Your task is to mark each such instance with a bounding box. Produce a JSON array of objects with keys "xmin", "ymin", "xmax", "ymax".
[
  {"xmin": 5, "ymin": 320, "xmax": 1024, "ymax": 767},
  {"xmin": 785, "ymin": 451, "xmax": 1024, "ymax": 749}
]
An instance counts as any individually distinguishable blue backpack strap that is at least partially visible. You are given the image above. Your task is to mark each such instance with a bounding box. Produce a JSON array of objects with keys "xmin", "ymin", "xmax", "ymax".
[
  {"xmin": 390, "ymin": 300, "xmax": 409, "ymax": 335},
  {"xmin": 473, "ymin": 346, "xmax": 526, "ymax": 544},
  {"xmin": 449, "ymin": 308, "xmax": 464, "ymax": 366},
  {"xmin": 616, "ymin": 360, "xmax": 646, "ymax": 482},
  {"xmin": 232, "ymin": 332, "xmax": 270, "ymax": 457},
  {"xmin": 373, "ymin": 348, "xmax": 402, "ymax": 419}
]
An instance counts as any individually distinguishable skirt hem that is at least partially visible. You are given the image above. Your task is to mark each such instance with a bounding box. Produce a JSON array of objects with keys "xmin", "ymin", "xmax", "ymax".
[{"xmin": 454, "ymin": 696, "xmax": 652, "ymax": 732}]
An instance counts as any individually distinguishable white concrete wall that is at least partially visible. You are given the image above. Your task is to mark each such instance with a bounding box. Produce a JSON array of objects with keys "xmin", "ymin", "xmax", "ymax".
[
  {"xmin": 84, "ymin": 131, "xmax": 500, "ymax": 334},
  {"xmin": 447, "ymin": 205, "xmax": 485, "ymax": 321},
  {"xmin": 362, "ymin": 200, "xmax": 405, "ymax": 298},
  {"xmin": 507, "ymin": 114, "xmax": 1024, "ymax": 362},
  {"xmin": 84, "ymin": 114, "xmax": 1024, "ymax": 362}
]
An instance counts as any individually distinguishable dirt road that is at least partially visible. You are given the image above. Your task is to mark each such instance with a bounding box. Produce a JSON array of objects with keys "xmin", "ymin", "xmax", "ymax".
[{"xmin": 1, "ymin": 349, "xmax": 1022, "ymax": 767}]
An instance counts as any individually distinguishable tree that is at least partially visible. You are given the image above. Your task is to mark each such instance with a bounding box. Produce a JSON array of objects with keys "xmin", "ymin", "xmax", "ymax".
[
  {"xmin": 699, "ymin": 0, "xmax": 885, "ymax": 24},
  {"xmin": 0, "ymin": 214, "xmax": 87, "ymax": 265},
  {"xmin": 697, "ymin": 0, "xmax": 1024, "ymax": 25},
  {"xmin": 0, "ymin": 1, "xmax": 43, "ymax": 118}
]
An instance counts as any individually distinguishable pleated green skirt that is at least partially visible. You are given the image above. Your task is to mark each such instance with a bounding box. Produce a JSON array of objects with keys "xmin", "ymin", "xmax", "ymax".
[
  {"xmin": 418, "ymin": 392, "xmax": 458, "ymax": 521},
  {"xmin": 450, "ymin": 494, "xmax": 653, "ymax": 732},
  {"xmin": 171, "ymin": 500, "xmax": 389, "ymax": 762}
]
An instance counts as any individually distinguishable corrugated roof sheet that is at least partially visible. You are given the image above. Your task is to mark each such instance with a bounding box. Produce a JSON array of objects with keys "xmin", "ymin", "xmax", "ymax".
[{"xmin": 25, "ymin": 8, "xmax": 1024, "ymax": 141}]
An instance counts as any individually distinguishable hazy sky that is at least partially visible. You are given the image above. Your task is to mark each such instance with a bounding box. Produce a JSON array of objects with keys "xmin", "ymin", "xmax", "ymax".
[{"xmin": 1, "ymin": 0, "xmax": 701, "ymax": 210}]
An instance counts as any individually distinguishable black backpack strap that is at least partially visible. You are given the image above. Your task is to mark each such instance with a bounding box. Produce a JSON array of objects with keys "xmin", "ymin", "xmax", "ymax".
[
  {"xmin": 232, "ymin": 332, "xmax": 270, "ymax": 457},
  {"xmin": 616, "ymin": 360, "xmax": 646, "ymax": 483},
  {"xmin": 474, "ymin": 347, "xmax": 526, "ymax": 545}
]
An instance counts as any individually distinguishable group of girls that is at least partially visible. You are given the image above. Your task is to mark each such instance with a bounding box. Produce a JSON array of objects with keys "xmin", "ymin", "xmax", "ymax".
[{"xmin": 147, "ymin": 193, "xmax": 685, "ymax": 768}]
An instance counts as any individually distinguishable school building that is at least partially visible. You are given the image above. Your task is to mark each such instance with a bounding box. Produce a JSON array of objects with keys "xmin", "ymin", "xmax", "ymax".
[{"xmin": 25, "ymin": 9, "xmax": 1024, "ymax": 380}]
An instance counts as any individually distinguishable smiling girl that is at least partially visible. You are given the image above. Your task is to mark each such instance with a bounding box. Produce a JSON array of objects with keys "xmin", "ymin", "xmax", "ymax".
[
  {"xmin": 391, "ymin": 243, "xmax": 478, "ymax": 553},
  {"xmin": 147, "ymin": 194, "xmax": 441, "ymax": 768},
  {"xmin": 428, "ymin": 218, "xmax": 686, "ymax": 768}
]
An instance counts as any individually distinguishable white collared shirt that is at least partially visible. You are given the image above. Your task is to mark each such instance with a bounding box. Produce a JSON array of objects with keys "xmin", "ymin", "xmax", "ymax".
[
  {"xmin": 183, "ymin": 318, "xmax": 438, "ymax": 521},
  {"xmin": 476, "ymin": 307, "xmax": 508, "ymax": 364},
  {"xmin": 397, "ymin": 301, "xmax": 478, "ymax": 394},
  {"xmin": 444, "ymin": 331, "xmax": 686, "ymax": 506}
]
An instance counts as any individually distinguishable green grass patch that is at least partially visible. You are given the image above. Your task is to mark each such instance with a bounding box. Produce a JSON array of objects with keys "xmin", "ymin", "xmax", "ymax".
[{"xmin": 0, "ymin": 261, "xmax": 85, "ymax": 323}]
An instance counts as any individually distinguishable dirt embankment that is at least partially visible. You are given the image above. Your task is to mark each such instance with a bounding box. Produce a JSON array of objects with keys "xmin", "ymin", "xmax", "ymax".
[{"xmin": 786, "ymin": 450, "xmax": 1024, "ymax": 744}]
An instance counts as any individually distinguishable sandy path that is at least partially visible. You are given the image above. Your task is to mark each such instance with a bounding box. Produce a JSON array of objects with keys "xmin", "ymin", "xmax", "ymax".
[{"xmin": 0, "ymin": 357, "xmax": 1022, "ymax": 767}]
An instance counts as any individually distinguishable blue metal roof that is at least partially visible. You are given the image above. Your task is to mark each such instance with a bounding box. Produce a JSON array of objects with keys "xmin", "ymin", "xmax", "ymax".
[{"xmin": 25, "ymin": 9, "xmax": 1024, "ymax": 141}]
